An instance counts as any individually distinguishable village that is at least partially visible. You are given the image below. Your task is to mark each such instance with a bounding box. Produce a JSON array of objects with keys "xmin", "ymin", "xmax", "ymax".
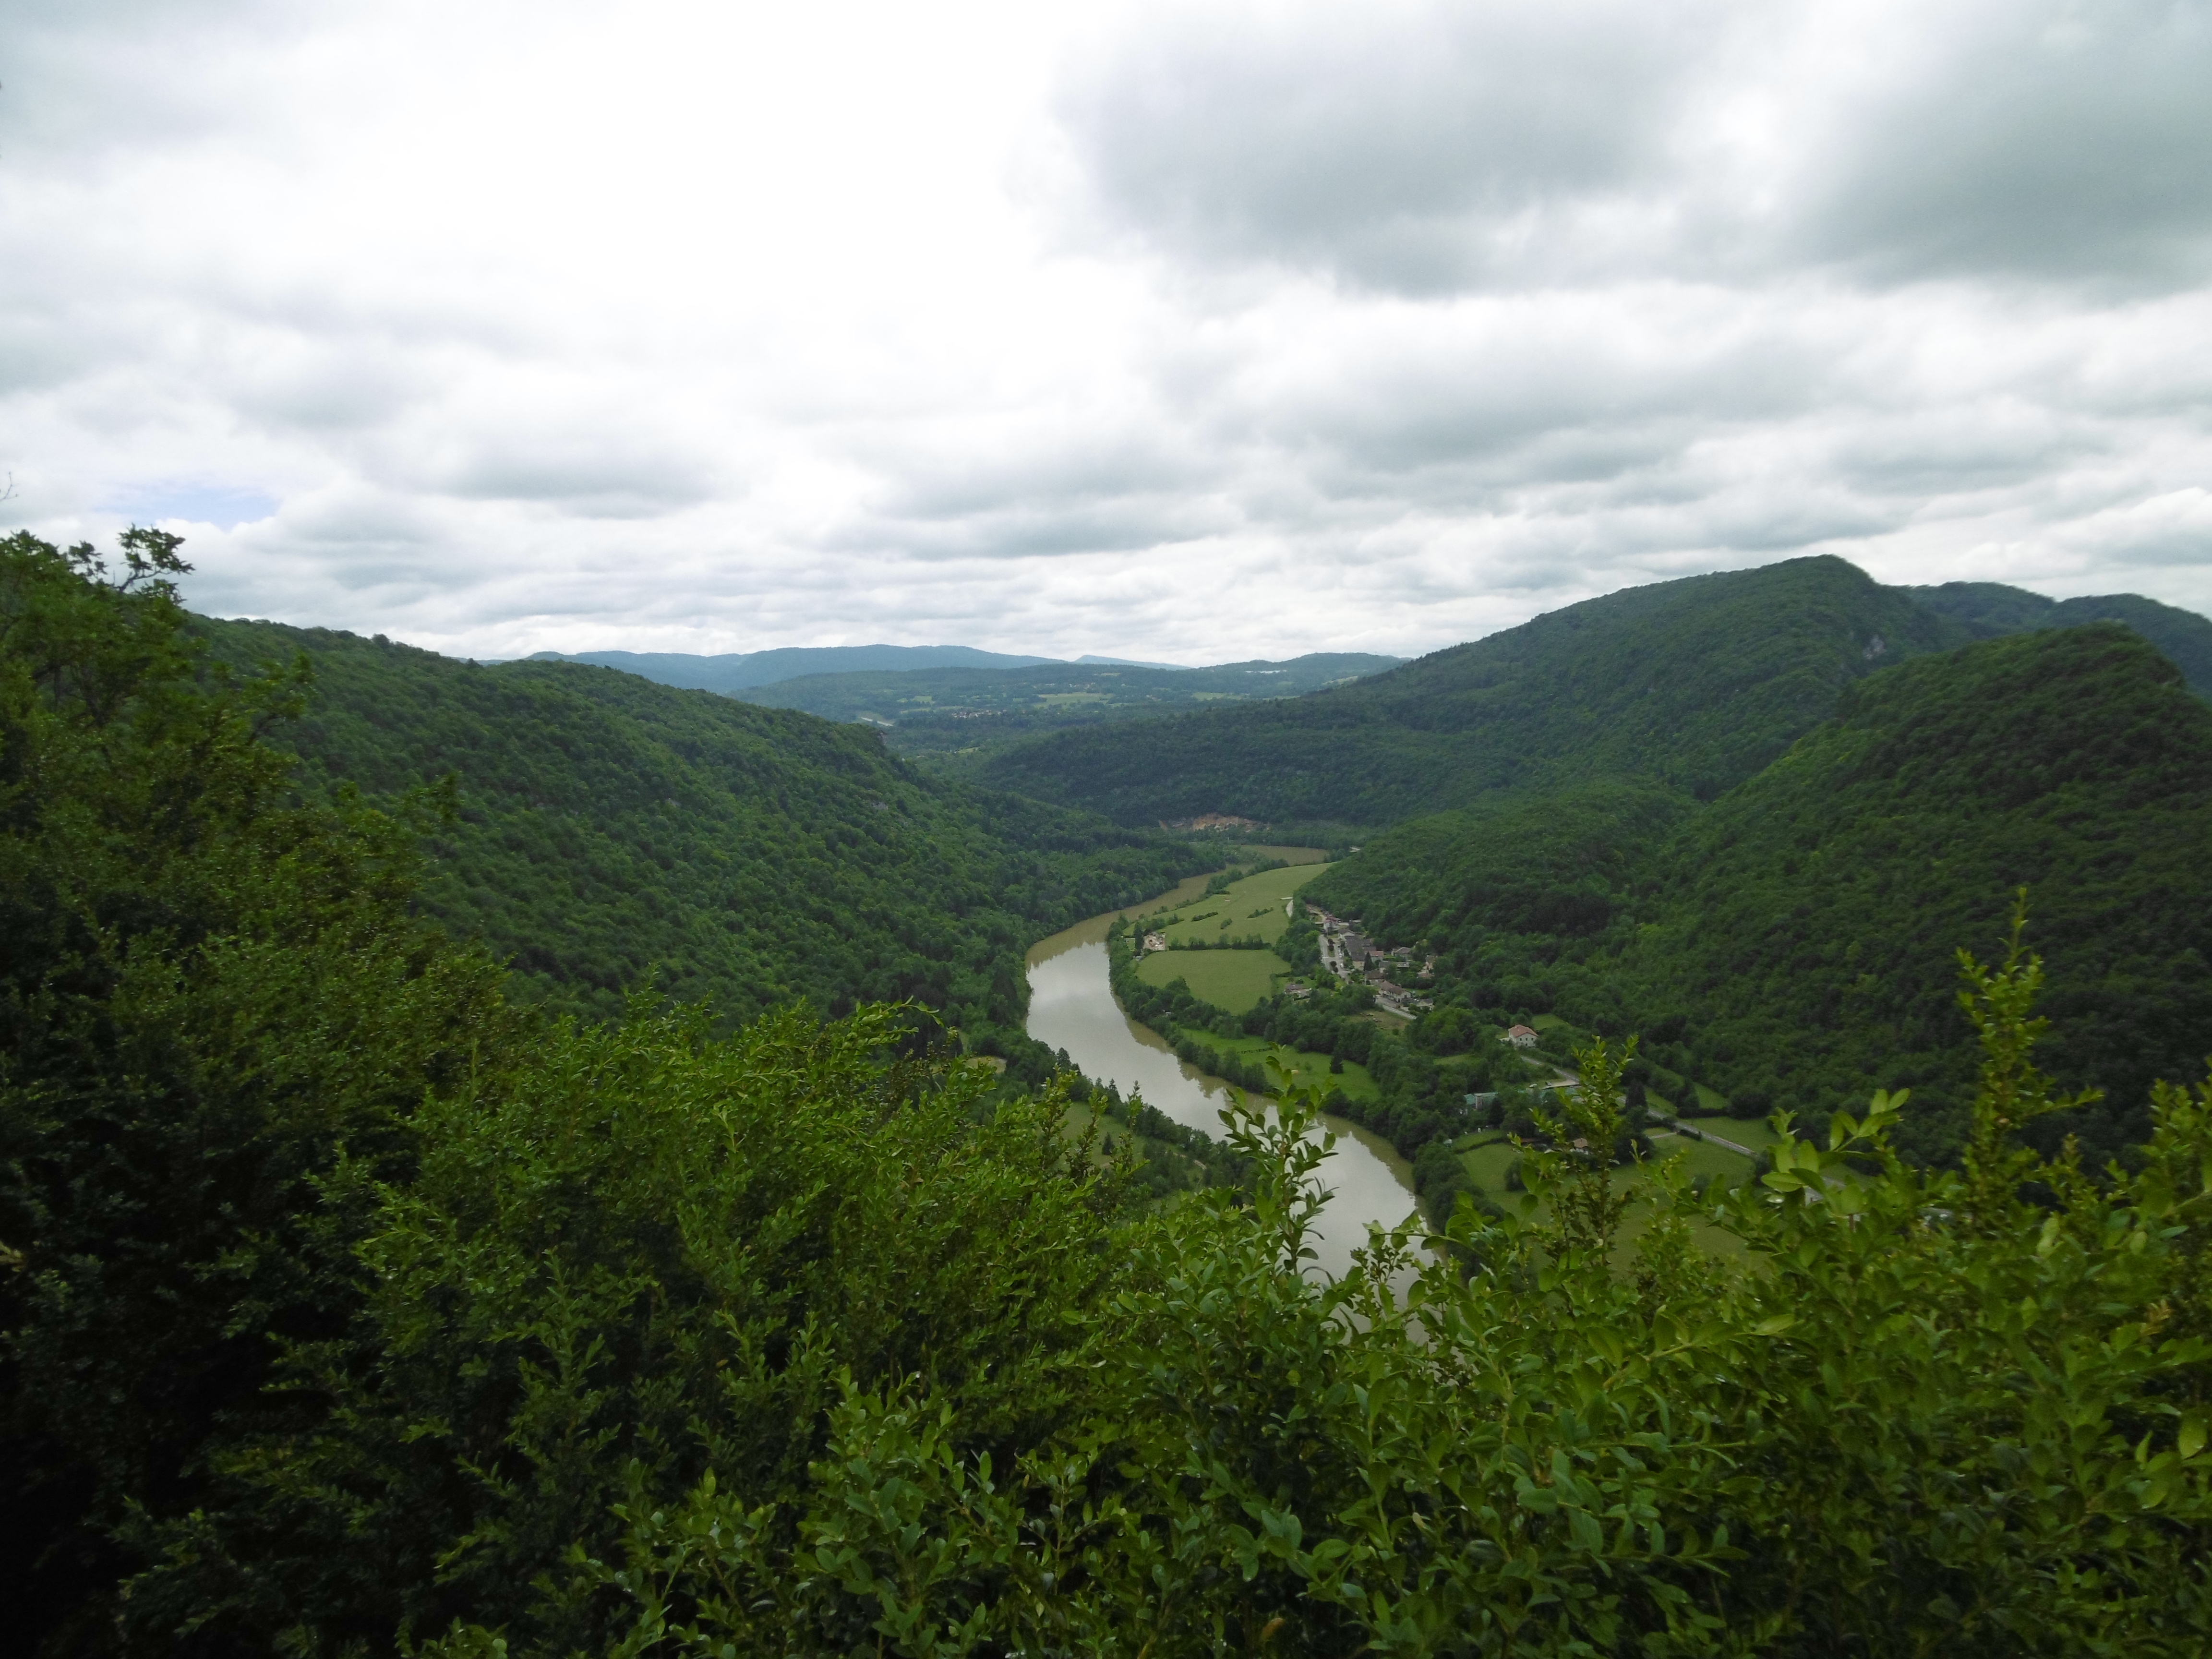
[
  {"xmin": 1134, "ymin": 893, "xmax": 1562, "ymax": 1056},
  {"xmin": 1294, "ymin": 903, "xmax": 1441, "ymax": 1019}
]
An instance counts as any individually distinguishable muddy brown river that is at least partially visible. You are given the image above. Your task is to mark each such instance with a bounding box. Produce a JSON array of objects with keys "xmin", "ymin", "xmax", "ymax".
[{"xmin": 1024, "ymin": 879, "xmax": 1421, "ymax": 1281}]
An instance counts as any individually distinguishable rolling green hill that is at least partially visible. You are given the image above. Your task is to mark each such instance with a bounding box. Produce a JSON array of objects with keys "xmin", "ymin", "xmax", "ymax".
[
  {"xmin": 731, "ymin": 652, "xmax": 1403, "ymax": 762},
  {"xmin": 1303, "ymin": 625, "xmax": 2212, "ymax": 1162},
  {"xmin": 1605, "ymin": 623, "xmax": 2212, "ymax": 1160},
  {"xmin": 1908, "ymin": 582, "xmax": 2212, "ymax": 695},
  {"xmin": 1303, "ymin": 781, "xmax": 1697, "ymax": 947},
  {"xmin": 977, "ymin": 556, "xmax": 1970, "ymax": 828},
  {"xmin": 194, "ymin": 618, "xmax": 1206, "ymax": 1033}
]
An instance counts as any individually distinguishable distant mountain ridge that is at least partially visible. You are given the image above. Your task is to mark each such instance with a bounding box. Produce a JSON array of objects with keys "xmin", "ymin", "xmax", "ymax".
[
  {"xmin": 1907, "ymin": 582, "xmax": 2212, "ymax": 695},
  {"xmin": 527, "ymin": 644, "xmax": 1065, "ymax": 691},
  {"xmin": 977, "ymin": 556, "xmax": 1969, "ymax": 828},
  {"xmin": 972, "ymin": 559, "xmax": 2212, "ymax": 830},
  {"xmin": 732, "ymin": 652, "xmax": 1407, "ymax": 761}
]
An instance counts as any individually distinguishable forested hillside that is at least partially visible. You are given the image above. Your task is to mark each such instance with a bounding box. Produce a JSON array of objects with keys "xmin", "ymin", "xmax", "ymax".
[
  {"xmin": 979, "ymin": 556, "xmax": 1967, "ymax": 827},
  {"xmin": 1910, "ymin": 581, "xmax": 2212, "ymax": 694},
  {"xmin": 1307, "ymin": 781, "xmax": 1696, "ymax": 947},
  {"xmin": 1607, "ymin": 624, "xmax": 2212, "ymax": 1161},
  {"xmin": 1303, "ymin": 625, "xmax": 2212, "ymax": 1163},
  {"xmin": 193, "ymin": 617, "xmax": 1204, "ymax": 1033}
]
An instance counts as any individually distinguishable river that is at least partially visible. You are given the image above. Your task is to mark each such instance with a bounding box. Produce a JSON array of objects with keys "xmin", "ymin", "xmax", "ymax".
[{"xmin": 1024, "ymin": 873, "xmax": 1421, "ymax": 1281}]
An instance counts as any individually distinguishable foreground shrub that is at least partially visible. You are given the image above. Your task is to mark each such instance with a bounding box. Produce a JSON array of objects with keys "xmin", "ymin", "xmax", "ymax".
[{"xmin": 551, "ymin": 923, "xmax": 2210, "ymax": 1657}]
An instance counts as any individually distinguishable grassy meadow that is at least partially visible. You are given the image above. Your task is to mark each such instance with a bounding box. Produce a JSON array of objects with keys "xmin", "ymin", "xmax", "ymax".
[
  {"xmin": 1131, "ymin": 862, "xmax": 1329, "ymax": 1013},
  {"xmin": 1201, "ymin": 1032, "xmax": 1381, "ymax": 1104},
  {"xmin": 1135, "ymin": 949, "xmax": 1294, "ymax": 1013}
]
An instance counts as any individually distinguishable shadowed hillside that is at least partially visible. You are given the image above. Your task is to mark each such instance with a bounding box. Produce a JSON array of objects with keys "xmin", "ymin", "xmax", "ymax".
[
  {"xmin": 1303, "ymin": 623, "xmax": 2212, "ymax": 1161},
  {"xmin": 978, "ymin": 556, "xmax": 1970, "ymax": 827},
  {"xmin": 1607, "ymin": 622, "xmax": 2212, "ymax": 1159},
  {"xmin": 197, "ymin": 618, "xmax": 1206, "ymax": 1032},
  {"xmin": 1909, "ymin": 581, "xmax": 2212, "ymax": 695}
]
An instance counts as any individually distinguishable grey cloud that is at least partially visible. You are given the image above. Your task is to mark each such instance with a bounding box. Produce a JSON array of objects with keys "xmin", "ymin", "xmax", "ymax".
[
  {"xmin": 224, "ymin": 340, "xmax": 433, "ymax": 436},
  {"xmin": 4, "ymin": 1, "xmax": 322, "ymax": 168},
  {"xmin": 7, "ymin": 0, "xmax": 2210, "ymax": 664},
  {"xmin": 1059, "ymin": 0, "xmax": 2212, "ymax": 294},
  {"xmin": 1798, "ymin": 1, "xmax": 2212, "ymax": 288},
  {"xmin": 1824, "ymin": 413, "xmax": 2108, "ymax": 498},
  {"xmin": 837, "ymin": 495, "xmax": 1236, "ymax": 563},
  {"xmin": 2056, "ymin": 488, "xmax": 2212, "ymax": 565},
  {"xmin": 865, "ymin": 428, "xmax": 1212, "ymax": 523},
  {"xmin": 427, "ymin": 436, "xmax": 721, "ymax": 519},
  {"xmin": 1058, "ymin": 0, "xmax": 1719, "ymax": 292}
]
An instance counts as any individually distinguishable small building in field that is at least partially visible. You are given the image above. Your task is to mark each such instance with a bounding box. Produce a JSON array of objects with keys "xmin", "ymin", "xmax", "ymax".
[{"xmin": 1506, "ymin": 1024, "xmax": 1539, "ymax": 1049}]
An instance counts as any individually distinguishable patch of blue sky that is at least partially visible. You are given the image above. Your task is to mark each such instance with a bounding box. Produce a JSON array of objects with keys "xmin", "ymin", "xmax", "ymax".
[{"xmin": 106, "ymin": 482, "xmax": 279, "ymax": 531}]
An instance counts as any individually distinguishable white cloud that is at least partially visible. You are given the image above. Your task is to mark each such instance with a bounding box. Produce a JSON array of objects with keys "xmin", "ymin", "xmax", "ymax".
[{"xmin": 1, "ymin": 0, "xmax": 2208, "ymax": 662}]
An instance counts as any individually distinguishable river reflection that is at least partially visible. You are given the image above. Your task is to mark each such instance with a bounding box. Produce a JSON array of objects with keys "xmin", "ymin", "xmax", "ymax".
[{"xmin": 1025, "ymin": 902, "xmax": 1421, "ymax": 1282}]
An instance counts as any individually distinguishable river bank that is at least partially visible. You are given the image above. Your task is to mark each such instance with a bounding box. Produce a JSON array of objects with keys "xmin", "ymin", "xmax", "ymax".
[{"xmin": 1023, "ymin": 865, "xmax": 1420, "ymax": 1281}]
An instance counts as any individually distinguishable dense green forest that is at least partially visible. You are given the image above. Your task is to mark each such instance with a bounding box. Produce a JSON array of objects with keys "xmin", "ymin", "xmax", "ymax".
[
  {"xmin": 189, "ymin": 615, "xmax": 1207, "ymax": 1035},
  {"xmin": 1299, "ymin": 626, "xmax": 2212, "ymax": 1165},
  {"xmin": 978, "ymin": 556, "xmax": 1969, "ymax": 828},
  {"xmin": 1605, "ymin": 625, "xmax": 2212, "ymax": 1161},
  {"xmin": 1909, "ymin": 581, "xmax": 2212, "ymax": 693},
  {"xmin": 733, "ymin": 653, "xmax": 1402, "ymax": 764}
]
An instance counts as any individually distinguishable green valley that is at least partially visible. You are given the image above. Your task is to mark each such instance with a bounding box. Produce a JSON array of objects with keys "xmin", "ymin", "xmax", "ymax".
[
  {"xmin": 1129, "ymin": 862, "xmax": 1325, "ymax": 1012},
  {"xmin": 191, "ymin": 615, "xmax": 1208, "ymax": 1036},
  {"xmin": 1294, "ymin": 624, "xmax": 2212, "ymax": 1164},
  {"xmin": 9, "ymin": 529, "xmax": 2211, "ymax": 1658},
  {"xmin": 731, "ymin": 651, "xmax": 1403, "ymax": 766}
]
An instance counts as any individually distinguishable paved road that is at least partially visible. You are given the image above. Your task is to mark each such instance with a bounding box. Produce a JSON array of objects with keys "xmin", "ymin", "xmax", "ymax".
[{"xmin": 1653, "ymin": 1119, "xmax": 1758, "ymax": 1157}]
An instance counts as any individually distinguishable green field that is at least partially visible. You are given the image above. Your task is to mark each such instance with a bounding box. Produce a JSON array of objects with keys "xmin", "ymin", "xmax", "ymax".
[
  {"xmin": 1140, "ymin": 863, "xmax": 1327, "ymax": 948},
  {"xmin": 1230, "ymin": 844, "xmax": 1331, "ymax": 866},
  {"xmin": 1461, "ymin": 1120, "xmax": 1779, "ymax": 1194},
  {"xmin": 1202, "ymin": 1033, "xmax": 1380, "ymax": 1103},
  {"xmin": 1644, "ymin": 1131, "xmax": 1755, "ymax": 1184},
  {"xmin": 1136, "ymin": 948, "xmax": 1295, "ymax": 1014},
  {"xmin": 1664, "ymin": 1114, "xmax": 1789, "ymax": 1153},
  {"xmin": 1458, "ymin": 1133, "xmax": 1521, "ymax": 1191},
  {"xmin": 1130, "ymin": 864, "xmax": 1328, "ymax": 1012}
]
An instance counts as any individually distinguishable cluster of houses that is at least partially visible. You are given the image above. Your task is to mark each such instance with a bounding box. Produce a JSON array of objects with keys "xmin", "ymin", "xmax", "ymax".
[{"xmin": 1300, "ymin": 903, "xmax": 1436, "ymax": 1016}]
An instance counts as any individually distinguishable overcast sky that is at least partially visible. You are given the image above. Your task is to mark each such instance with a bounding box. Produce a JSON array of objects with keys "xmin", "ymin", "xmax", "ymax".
[{"xmin": 5, "ymin": 0, "xmax": 2210, "ymax": 661}]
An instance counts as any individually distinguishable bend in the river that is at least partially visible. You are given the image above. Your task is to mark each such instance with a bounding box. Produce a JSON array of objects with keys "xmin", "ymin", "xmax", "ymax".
[{"xmin": 1024, "ymin": 869, "xmax": 1420, "ymax": 1281}]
